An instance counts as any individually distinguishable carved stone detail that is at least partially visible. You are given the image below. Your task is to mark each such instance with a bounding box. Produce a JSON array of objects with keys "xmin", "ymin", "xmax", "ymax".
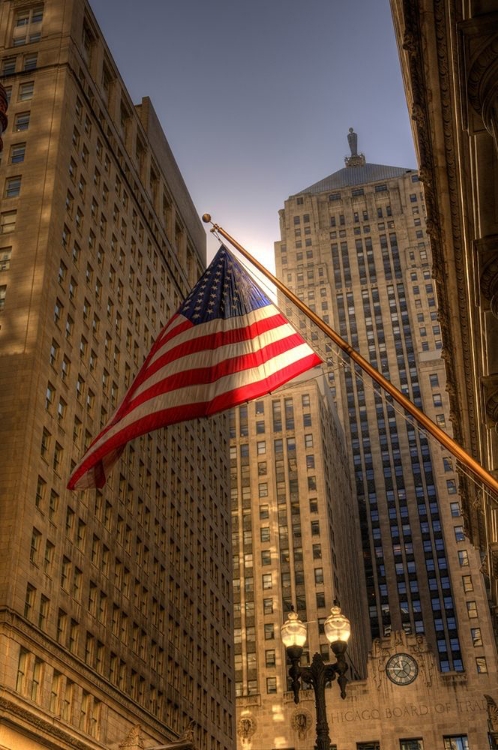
[
  {"xmin": 477, "ymin": 234, "xmax": 498, "ymax": 317},
  {"xmin": 0, "ymin": 693, "xmax": 89, "ymax": 750},
  {"xmin": 485, "ymin": 694, "xmax": 498, "ymax": 734},
  {"xmin": 398, "ymin": 0, "xmax": 486, "ymax": 544},
  {"xmin": 237, "ymin": 715, "xmax": 256, "ymax": 741},
  {"xmin": 291, "ymin": 709, "xmax": 313, "ymax": 740},
  {"xmin": 482, "ymin": 375, "xmax": 498, "ymax": 424},
  {"xmin": 464, "ymin": 18, "xmax": 498, "ymax": 150},
  {"xmin": 120, "ymin": 725, "xmax": 145, "ymax": 749}
]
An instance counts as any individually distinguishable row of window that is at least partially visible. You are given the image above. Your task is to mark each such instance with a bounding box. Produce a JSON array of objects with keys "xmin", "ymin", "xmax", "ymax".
[
  {"xmin": 17, "ymin": 647, "xmax": 101, "ymax": 738},
  {"xmin": 24, "ymin": 579, "xmax": 231, "ymax": 700},
  {"xmin": 2, "ymin": 51, "xmax": 37, "ymax": 76}
]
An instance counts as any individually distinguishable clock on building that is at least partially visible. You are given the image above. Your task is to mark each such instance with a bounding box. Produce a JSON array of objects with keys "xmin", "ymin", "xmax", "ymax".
[{"xmin": 386, "ymin": 653, "xmax": 418, "ymax": 685}]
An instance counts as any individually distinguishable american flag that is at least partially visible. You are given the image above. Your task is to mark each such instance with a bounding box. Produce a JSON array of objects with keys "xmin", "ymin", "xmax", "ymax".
[{"xmin": 68, "ymin": 245, "xmax": 321, "ymax": 490}]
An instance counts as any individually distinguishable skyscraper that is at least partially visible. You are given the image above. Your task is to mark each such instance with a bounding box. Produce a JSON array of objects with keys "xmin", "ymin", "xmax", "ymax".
[
  {"xmin": 0, "ymin": 2, "xmax": 233, "ymax": 748},
  {"xmin": 274, "ymin": 134, "xmax": 495, "ymax": 675},
  {"xmin": 231, "ymin": 370, "xmax": 370, "ymax": 745},
  {"xmin": 231, "ymin": 134, "xmax": 497, "ymax": 750}
]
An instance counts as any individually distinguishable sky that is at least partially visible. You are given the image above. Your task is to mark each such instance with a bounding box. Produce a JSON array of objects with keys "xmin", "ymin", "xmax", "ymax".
[{"xmin": 91, "ymin": 0, "xmax": 417, "ymax": 271}]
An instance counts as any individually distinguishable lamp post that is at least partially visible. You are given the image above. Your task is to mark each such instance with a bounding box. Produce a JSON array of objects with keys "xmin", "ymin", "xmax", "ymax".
[{"xmin": 281, "ymin": 606, "xmax": 350, "ymax": 750}]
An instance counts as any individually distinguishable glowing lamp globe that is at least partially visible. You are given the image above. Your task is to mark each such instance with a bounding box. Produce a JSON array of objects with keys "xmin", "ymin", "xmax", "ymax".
[
  {"xmin": 324, "ymin": 606, "xmax": 351, "ymax": 645},
  {"xmin": 281, "ymin": 610, "xmax": 307, "ymax": 649}
]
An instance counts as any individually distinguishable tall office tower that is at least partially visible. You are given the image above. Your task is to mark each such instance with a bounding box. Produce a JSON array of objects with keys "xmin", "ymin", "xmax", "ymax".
[
  {"xmin": 0, "ymin": 2, "xmax": 233, "ymax": 749},
  {"xmin": 274, "ymin": 135, "xmax": 497, "ymax": 680},
  {"xmin": 231, "ymin": 374, "xmax": 370, "ymax": 746}
]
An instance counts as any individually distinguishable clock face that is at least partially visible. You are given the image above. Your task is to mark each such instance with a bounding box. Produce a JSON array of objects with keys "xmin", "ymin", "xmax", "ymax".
[{"xmin": 386, "ymin": 653, "xmax": 418, "ymax": 685}]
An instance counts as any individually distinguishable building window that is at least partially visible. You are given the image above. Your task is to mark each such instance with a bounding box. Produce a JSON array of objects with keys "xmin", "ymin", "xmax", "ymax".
[
  {"xmin": 265, "ymin": 649, "xmax": 276, "ymax": 667},
  {"xmin": 0, "ymin": 284, "xmax": 6, "ymax": 311},
  {"xmin": 443, "ymin": 737, "xmax": 468, "ymax": 750},
  {"xmin": 30, "ymin": 528, "xmax": 41, "ymax": 563},
  {"xmin": 471, "ymin": 627, "xmax": 482, "ymax": 647},
  {"xmin": 314, "ymin": 568, "xmax": 324, "ymax": 584},
  {"xmin": 454, "ymin": 526, "xmax": 465, "ymax": 542},
  {"xmin": 2, "ymin": 56, "xmax": 17, "ymax": 76},
  {"xmin": 263, "ymin": 598, "xmax": 273, "ymax": 615},
  {"xmin": 259, "ymin": 504, "xmax": 269, "ymax": 519},
  {"xmin": 316, "ymin": 592, "xmax": 325, "ymax": 608},
  {"xmin": 5, "ymin": 176, "xmax": 21, "ymax": 198},
  {"xmin": 466, "ymin": 601, "xmax": 478, "ymax": 618},
  {"xmin": 19, "ymin": 81, "xmax": 34, "ymax": 101},
  {"xmin": 261, "ymin": 550, "xmax": 271, "ymax": 566},
  {"xmin": 450, "ymin": 503, "xmax": 460, "ymax": 518},
  {"xmin": 264, "ymin": 623, "xmax": 274, "ymax": 640},
  {"xmin": 45, "ymin": 382, "xmax": 56, "ymax": 410},
  {"xmin": 23, "ymin": 53, "xmax": 37, "ymax": 71},
  {"xmin": 262, "ymin": 573, "xmax": 272, "ymax": 590},
  {"xmin": 16, "ymin": 648, "xmax": 28, "ymax": 693},
  {"xmin": 40, "ymin": 428, "xmax": 50, "ymax": 459},
  {"xmin": 10, "ymin": 143, "xmax": 26, "ymax": 164},
  {"xmin": 31, "ymin": 658, "xmax": 43, "ymax": 703},
  {"xmin": 24, "ymin": 583, "xmax": 36, "ymax": 618},
  {"xmin": 13, "ymin": 111, "xmax": 29, "ymax": 133},
  {"xmin": 0, "ymin": 211, "xmax": 16, "ymax": 234},
  {"xmin": 399, "ymin": 741, "xmax": 423, "ymax": 750},
  {"xmin": 281, "ymin": 571, "xmax": 291, "ymax": 588},
  {"xmin": 13, "ymin": 6, "xmax": 43, "ymax": 46},
  {"xmin": 266, "ymin": 677, "xmax": 277, "ymax": 694},
  {"xmin": 258, "ymin": 482, "xmax": 268, "ymax": 498}
]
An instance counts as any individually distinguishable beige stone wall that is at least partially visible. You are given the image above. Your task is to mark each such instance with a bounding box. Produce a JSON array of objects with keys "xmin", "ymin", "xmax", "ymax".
[
  {"xmin": 231, "ymin": 374, "xmax": 368, "ymax": 704},
  {"xmin": 236, "ymin": 631, "xmax": 498, "ymax": 750},
  {"xmin": 389, "ymin": 0, "xmax": 498, "ymax": 630},
  {"xmin": 0, "ymin": 1, "xmax": 234, "ymax": 749}
]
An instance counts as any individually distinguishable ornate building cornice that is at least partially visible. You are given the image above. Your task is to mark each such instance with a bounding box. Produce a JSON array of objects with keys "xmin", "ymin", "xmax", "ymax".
[
  {"xmin": 0, "ymin": 608, "xmax": 174, "ymax": 740},
  {"xmin": 463, "ymin": 12, "xmax": 498, "ymax": 148},
  {"xmin": 477, "ymin": 234, "xmax": 498, "ymax": 319},
  {"xmin": 0, "ymin": 692, "xmax": 98, "ymax": 750}
]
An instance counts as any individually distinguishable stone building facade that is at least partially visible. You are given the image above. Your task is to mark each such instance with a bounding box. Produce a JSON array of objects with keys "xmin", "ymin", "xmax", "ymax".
[
  {"xmin": 237, "ymin": 630, "xmax": 498, "ymax": 749},
  {"xmin": 275, "ymin": 148, "xmax": 496, "ymax": 678},
  {"xmin": 0, "ymin": 1, "xmax": 233, "ymax": 749},
  {"xmin": 390, "ymin": 0, "xmax": 498, "ymax": 639},
  {"xmin": 230, "ymin": 374, "xmax": 370, "ymax": 703},
  {"xmin": 234, "ymin": 141, "xmax": 498, "ymax": 749}
]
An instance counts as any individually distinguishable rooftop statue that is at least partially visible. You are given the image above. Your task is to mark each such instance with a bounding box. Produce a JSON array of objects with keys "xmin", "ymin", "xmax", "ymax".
[{"xmin": 347, "ymin": 127, "xmax": 358, "ymax": 157}]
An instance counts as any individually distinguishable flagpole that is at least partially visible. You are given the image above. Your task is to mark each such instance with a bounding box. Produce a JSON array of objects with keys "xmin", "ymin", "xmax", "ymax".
[{"xmin": 202, "ymin": 214, "xmax": 498, "ymax": 497}]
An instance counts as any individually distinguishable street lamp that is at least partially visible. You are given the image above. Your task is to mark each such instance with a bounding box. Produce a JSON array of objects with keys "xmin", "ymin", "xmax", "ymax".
[{"xmin": 281, "ymin": 606, "xmax": 350, "ymax": 750}]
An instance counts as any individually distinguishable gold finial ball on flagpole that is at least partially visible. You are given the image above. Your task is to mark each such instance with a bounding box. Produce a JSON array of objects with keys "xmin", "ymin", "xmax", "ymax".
[{"xmin": 202, "ymin": 214, "xmax": 211, "ymax": 223}]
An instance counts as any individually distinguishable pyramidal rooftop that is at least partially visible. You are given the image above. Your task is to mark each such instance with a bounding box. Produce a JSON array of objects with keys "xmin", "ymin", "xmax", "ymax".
[{"xmin": 294, "ymin": 128, "xmax": 416, "ymax": 195}]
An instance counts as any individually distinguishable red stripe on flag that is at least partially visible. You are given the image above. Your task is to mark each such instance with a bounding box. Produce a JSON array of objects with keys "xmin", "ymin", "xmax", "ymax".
[
  {"xmin": 125, "ymin": 331, "xmax": 310, "ymax": 412},
  {"xmin": 68, "ymin": 352, "xmax": 321, "ymax": 490}
]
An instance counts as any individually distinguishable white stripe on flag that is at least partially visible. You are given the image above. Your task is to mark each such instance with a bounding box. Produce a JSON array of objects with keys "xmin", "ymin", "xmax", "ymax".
[
  {"xmin": 133, "ymin": 320, "xmax": 301, "ymax": 399},
  {"xmin": 78, "ymin": 343, "xmax": 315, "ymax": 465}
]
